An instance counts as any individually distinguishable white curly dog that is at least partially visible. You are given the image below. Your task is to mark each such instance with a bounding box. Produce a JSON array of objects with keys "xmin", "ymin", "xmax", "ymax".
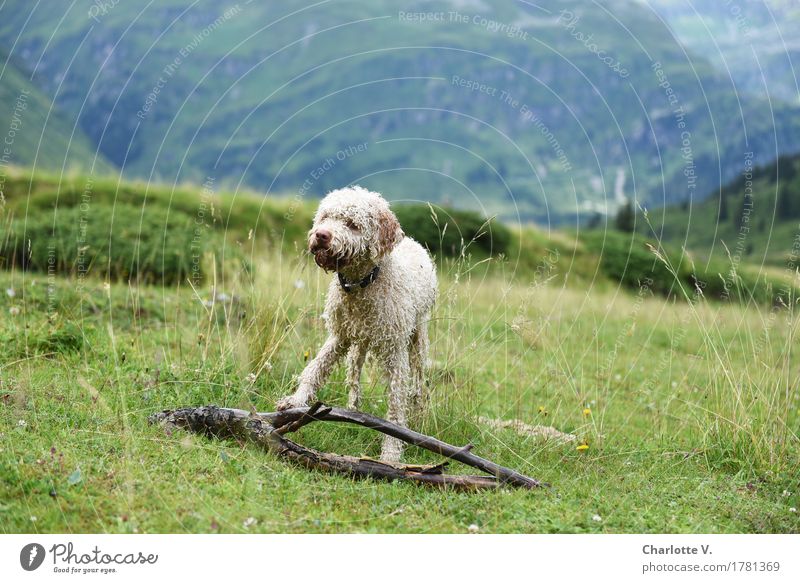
[{"xmin": 276, "ymin": 186, "xmax": 437, "ymax": 462}]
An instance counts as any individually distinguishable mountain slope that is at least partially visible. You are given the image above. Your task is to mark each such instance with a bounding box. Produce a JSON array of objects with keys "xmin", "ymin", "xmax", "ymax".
[
  {"xmin": 644, "ymin": 152, "xmax": 800, "ymax": 268},
  {"xmin": 1, "ymin": 0, "xmax": 799, "ymax": 222},
  {"xmin": 0, "ymin": 50, "xmax": 112, "ymax": 179},
  {"xmin": 640, "ymin": 0, "xmax": 800, "ymax": 103}
]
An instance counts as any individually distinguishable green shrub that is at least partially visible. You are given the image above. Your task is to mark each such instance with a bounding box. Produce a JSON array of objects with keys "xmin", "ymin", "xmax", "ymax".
[
  {"xmin": 394, "ymin": 204, "xmax": 512, "ymax": 257},
  {"xmin": 581, "ymin": 230, "xmax": 689, "ymax": 296},
  {"xmin": 581, "ymin": 230, "xmax": 798, "ymax": 305},
  {"xmin": 0, "ymin": 203, "xmax": 234, "ymax": 285},
  {"xmin": 0, "ymin": 321, "xmax": 88, "ymax": 357},
  {"xmin": 692, "ymin": 257, "xmax": 795, "ymax": 306},
  {"xmin": 4, "ymin": 173, "xmax": 314, "ymax": 249}
]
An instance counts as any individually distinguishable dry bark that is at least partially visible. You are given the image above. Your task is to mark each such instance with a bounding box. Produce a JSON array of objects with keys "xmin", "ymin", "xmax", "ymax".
[{"xmin": 149, "ymin": 402, "xmax": 546, "ymax": 490}]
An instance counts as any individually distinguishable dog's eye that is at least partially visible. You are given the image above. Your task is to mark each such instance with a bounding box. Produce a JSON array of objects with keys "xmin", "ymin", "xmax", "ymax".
[{"xmin": 344, "ymin": 219, "xmax": 360, "ymax": 231}]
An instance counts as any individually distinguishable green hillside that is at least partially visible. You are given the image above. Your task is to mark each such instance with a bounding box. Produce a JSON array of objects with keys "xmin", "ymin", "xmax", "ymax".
[
  {"xmin": 0, "ymin": 171, "xmax": 593, "ymax": 287},
  {"xmin": 2, "ymin": 0, "xmax": 799, "ymax": 222},
  {"xmin": 1, "ymin": 171, "xmax": 796, "ymax": 310},
  {"xmin": 644, "ymin": 153, "xmax": 800, "ymax": 269},
  {"xmin": 0, "ymin": 51, "xmax": 112, "ymax": 178}
]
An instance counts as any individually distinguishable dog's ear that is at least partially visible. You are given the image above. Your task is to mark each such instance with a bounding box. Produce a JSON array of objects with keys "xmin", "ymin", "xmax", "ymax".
[{"xmin": 376, "ymin": 209, "xmax": 404, "ymax": 257}]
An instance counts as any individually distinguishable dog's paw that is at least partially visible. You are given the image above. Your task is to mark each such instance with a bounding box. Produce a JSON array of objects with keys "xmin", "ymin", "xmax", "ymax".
[{"xmin": 275, "ymin": 393, "xmax": 309, "ymax": 411}]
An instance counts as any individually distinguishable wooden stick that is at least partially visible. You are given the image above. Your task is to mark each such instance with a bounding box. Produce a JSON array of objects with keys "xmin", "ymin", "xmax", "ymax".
[
  {"xmin": 273, "ymin": 401, "xmax": 332, "ymax": 435},
  {"xmin": 266, "ymin": 404, "xmax": 543, "ymax": 488},
  {"xmin": 149, "ymin": 404, "xmax": 545, "ymax": 490}
]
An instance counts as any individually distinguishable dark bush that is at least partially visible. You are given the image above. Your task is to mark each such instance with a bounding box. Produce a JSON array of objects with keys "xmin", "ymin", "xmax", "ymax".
[
  {"xmin": 691, "ymin": 256, "xmax": 794, "ymax": 306},
  {"xmin": 0, "ymin": 203, "xmax": 233, "ymax": 284},
  {"xmin": 0, "ymin": 321, "xmax": 88, "ymax": 357},
  {"xmin": 3, "ymin": 174, "xmax": 314, "ymax": 250},
  {"xmin": 393, "ymin": 204, "xmax": 512, "ymax": 257},
  {"xmin": 581, "ymin": 230, "xmax": 687, "ymax": 296},
  {"xmin": 581, "ymin": 230, "xmax": 797, "ymax": 305}
]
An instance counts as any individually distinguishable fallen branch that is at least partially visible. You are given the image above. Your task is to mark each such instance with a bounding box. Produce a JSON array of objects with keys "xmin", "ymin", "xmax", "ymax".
[{"xmin": 149, "ymin": 403, "xmax": 546, "ymax": 490}]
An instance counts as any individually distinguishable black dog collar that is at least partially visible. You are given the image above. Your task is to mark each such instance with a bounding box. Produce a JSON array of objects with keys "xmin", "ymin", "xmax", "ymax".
[{"xmin": 338, "ymin": 265, "xmax": 380, "ymax": 293}]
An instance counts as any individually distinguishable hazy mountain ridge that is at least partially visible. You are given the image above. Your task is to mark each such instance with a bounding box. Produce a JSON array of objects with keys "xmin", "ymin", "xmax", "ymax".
[
  {"xmin": 640, "ymin": 0, "xmax": 800, "ymax": 103},
  {"xmin": 1, "ymin": 0, "xmax": 799, "ymax": 222},
  {"xmin": 647, "ymin": 151, "xmax": 800, "ymax": 267},
  {"xmin": 0, "ymin": 49, "xmax": 111, "ymax": 179}
]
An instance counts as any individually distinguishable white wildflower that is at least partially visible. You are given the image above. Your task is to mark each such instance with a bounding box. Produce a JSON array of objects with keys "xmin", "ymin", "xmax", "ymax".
[
  {"xmin": 243, "ymin": 516, "xmax": 257, "ymax": 528},
  {"xmin": 6, "ymin": 288, "xmax": 15, "ymax": 297},
  {"xmin": 467, "ymin": 523, "xmax": 479, "ymax": 533},
  {"xmin": 294, "ymin": 279, "xmax": 305, "ymax": 289},
  {"xmin": 592, "ymin": 514, "xmax": 602, "ymax": 522}
]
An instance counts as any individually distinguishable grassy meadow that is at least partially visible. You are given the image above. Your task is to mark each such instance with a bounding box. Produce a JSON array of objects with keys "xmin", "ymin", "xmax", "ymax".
[{"xmin": 1, "ymin": 172, "xmax": 799, "ymax": 533}]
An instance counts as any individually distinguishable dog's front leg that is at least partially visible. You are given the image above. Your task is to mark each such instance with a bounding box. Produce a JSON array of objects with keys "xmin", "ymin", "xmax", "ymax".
[
  {"xmin": 276, "ymin": 335, "xmax": 347, "ymax": 410},
  {"xmin": 380, "ymin": 349, "xmax": 411, "ymax": 462},
  {"xmin": 346, "ymin": 344, "xmax": 367, "ymax": 409}
]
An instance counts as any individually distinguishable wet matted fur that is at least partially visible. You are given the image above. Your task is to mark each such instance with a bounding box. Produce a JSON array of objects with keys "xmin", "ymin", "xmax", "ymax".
[{"xmin": 276, "ymin": 186, "xmax": 437, "ymax": 462}]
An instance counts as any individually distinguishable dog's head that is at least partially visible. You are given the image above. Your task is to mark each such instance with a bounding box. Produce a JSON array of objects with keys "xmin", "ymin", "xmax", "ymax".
[{"xmin": 308, "ymin": 186, "xmax": 404, "ymax": 272}]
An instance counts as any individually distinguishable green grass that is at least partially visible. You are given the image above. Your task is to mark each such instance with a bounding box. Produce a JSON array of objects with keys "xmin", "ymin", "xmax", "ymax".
[{"xmin": 1, "ymin": 240, "xmax": 798, "ymax": 533}]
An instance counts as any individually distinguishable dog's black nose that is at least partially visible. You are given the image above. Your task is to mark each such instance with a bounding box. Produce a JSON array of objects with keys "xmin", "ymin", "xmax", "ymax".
[{"xmin": 313, "ymin": 229, "xmax": 331, "ymax": 249}]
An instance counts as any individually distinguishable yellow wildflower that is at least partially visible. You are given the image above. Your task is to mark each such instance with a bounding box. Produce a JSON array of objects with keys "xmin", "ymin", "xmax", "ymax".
[
  {"xmin": 577, "ymin": 442, "xmax": 589, "ymax": 451},
  {"xmin": 583, "ymin": 408, "xmax": 591, "ymax": 417}
]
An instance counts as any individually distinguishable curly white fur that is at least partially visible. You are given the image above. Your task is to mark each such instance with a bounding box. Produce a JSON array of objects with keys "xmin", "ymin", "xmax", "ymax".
[{"xmin": 276, "ymin": 186, "xmax": 437, "ymax": 462}]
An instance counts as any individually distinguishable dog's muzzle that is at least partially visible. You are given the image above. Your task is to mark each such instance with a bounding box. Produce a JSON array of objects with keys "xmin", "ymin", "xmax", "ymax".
[{"xmin": 310, "ymin": 230, "xmax": 349, "ymax": 271}]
